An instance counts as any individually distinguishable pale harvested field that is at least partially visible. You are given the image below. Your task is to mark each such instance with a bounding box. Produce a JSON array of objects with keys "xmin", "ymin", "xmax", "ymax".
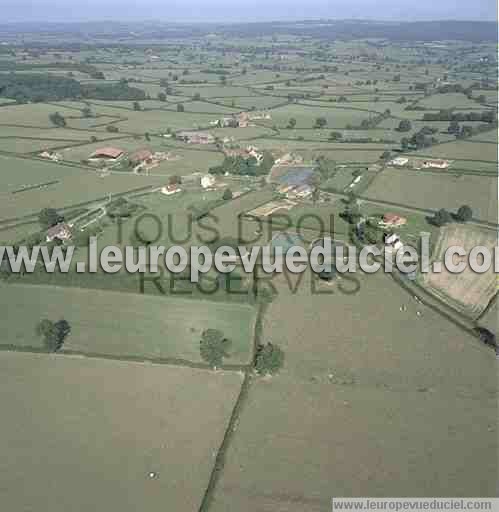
[
  {"xmin": 365, "ymin": 168, "xmax": 498, "ymax": 223},
  {"xmin": 212, "ymin": 270, "xmax": 497, "ymax": 509},
  {"xmin": 423, "ymin": 225, "xmax": 497, "ymax": 317},
  {"xmin": 0, "ymin": 352, "xmax": 243, "ymax": 512}
]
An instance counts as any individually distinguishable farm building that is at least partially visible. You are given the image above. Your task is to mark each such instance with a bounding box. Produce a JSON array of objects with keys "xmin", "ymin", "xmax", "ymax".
[
  {"xmin": 390, "ymin": 157, "xmax": 409, "ymax": 166},
  {"xmin": 177, "ymin": 131, "xmax": 215, "ymax": 145},
  {"xmin": 384, "ymin": 233, "xmax": 403, "ymax": 252},
  {"xmin": 90, "ymin": 147, "xmax": 124, "ymax": 161},
  {"xmin": 39, "ymin": 151, "xmax": 61, "ymax": 162},
  {"xmin": 422, "ymin": 159, "xmax": 450, "ymax": 169},
  {"xmin": 201, "ymin": 175, "xmax": 216, "ymax": 189},
  {"xmin": 129, "ymin": 149, "xmax": 153, "ymax": 166},
  {"xmin": 288, "ymin": 184, "xmax": 313, "ymax": 199},
  {"xmin": 161, "ymin": 184, "xmax": 182, "ymax": 196},
  {"xmin": 381, "ymin": 213, "xmax": 408, "ymax": 227},
  {"xmin": 46, "ymin": 223, "xmax": 72, "ymax": 243}
]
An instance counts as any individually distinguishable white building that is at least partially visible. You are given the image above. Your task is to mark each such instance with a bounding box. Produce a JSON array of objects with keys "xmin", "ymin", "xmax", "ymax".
[
  {"xmin": 201, "ymin": 175, "xmax": 216, "ymax": 189},
  {"xmin": 161, "ymin": 185, "xmax": 182, "ymax": 196},
  {"xmin": 391, "ymin": 157, "xmax": 409, "ymax": 167}
]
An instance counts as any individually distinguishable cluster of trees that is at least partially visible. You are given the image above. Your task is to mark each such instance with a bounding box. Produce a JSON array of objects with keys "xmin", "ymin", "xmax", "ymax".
[
  {"xmin": 36, "ymin": 319, "xmax": 71, "ymax": 353},
  {"xmin": 351, "ymin": 109, "xmax": 391, "ymax": 130},
  {"xmin": 423, "ymin": 110, "xmax": 496, "ymax": 123},
  {"xmin": 436, "ymin": 83, "xmax": 473, "ymax": 96},
  {"xmin": 0, "ymin": 73, "xmax": 147, "ymax": 103},
  {"xmin": 210, "ymin": 152, "xmax": 274, "ymax": 178},
  {"xmin": 397, "ymin": 119, "xmax": 412, "ymax": 132},
  {"xmin": 199, "ymin": 328, "xmax": 284, "ymax": 374},
  {"xmin": 401, "ymin": 126, "xmax": 438, "ymax": 150},
  {"xmin": 81, "ymin": 82, "xmax": 146, "ymax": 101},
  {"xmin": 448, "ymin": 120, "xmax": 496, "ymax": 139},
  {"xmin": 38, "ymin": 208, "xmax": 64, "ymax": 229},
  {"xmin": 341, "ymin": 195, "xmax": 362, "ymax": 225},
  {"xmin": 106, "ymin": 198, "xmax": 142, "ymax": 219},
  {"xmin": 431, "ymin": 205, "xmax": 473, "ymax": 227},
  {"xmin": 0, "ymin": 73, "xmax": 82, "ymax": 103},
  {"xmin": 314, "ymin": 117, "xmax": 327, "ymax": 129}
]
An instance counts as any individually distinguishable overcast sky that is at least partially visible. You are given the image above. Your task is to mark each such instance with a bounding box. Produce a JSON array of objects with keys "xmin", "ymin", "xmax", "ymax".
[{"xmin": 2, "ymin": 0, "xmax": 497, "ymax": 23}]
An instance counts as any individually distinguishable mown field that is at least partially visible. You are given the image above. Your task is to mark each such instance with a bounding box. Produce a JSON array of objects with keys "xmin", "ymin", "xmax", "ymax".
[
  {"xmin": 0, "ymin": 351, "xmax": 243, "ymax": 512},
  {"xmin": 0, "ymin": 283, "xmax": 255, "ymax": 364},
  {"xmin": 211, "ymin": 270, "xmax": 497, "ymax": 510}
]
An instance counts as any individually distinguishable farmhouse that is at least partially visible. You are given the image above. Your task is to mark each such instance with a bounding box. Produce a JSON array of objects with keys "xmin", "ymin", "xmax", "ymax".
[
  {"xmin": 177, "ymin": 131, "xmax": 215, "ymax": 145},
  {"xmin": 46, "ymin": 223, "xmax": 72, "ymax": 243},
  {"xmin": 390, "ymin": 157, "xmax": 409, "ymax": 166},
  {"xmin": 381, "ymin": 213, "xmax": 408, "ymax": 227},
  {"xmin": 129, "ymin": 149, "xmax": 153, "ymax": 166},
  {"xmin": 90, "ymin": 147, "xmax": 124, "ymax": 161},
  {"xmin": 422, "ymin": 159, "xmax": 450, "ymax": 169}
]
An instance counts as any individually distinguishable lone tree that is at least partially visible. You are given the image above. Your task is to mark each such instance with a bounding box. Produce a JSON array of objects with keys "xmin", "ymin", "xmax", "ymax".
[
  {"xmin": 432, "ymin": 208, "xmax": 453, "ymax": 227},
  {"xmin": 82, "ymin": 106, "xmax": 93, "ymax": 118},
  {"xmin": 397, "ymin": 119, "xmax": 412, "ymax": 132},
  {"xmin": 157, "ymin": 92, "xmax": 167, "ymax": 102},
  {"xmin": 456, "ymin": 205, "xmax": 473, "ymax": 223},
  {"xmin": 177, "ymin": 103, "xmax": 185, "ymax": 113},
  {"xmin": 254, "ymin": 343, "xmax": 284, "ymax": 375},
  {"xmin": 49, "ymin": 112, "xmax": 66, "ymax": 127},
  {"xmin": 36, "ymin": 319, "xmax": 71, "ymax": 353},
  {"xmin": 287, "ymin": 118, "xmax": 297, "ymax": 129},
  {"xmin": 328, "ymin": 131, "xmax": 343, "ymax": 141},
  {"xmin": 314, "ymin": 117, "xmax": 327, "ymax": 129},
  {"xmin": 38, "ymin": 208, "xmax": 62, "ymax": 229},
  {"xmin": 200, "ymin": 329, "xmax": 232, "ymax": 368},
  {"xmin": 133, "ymin": 101, "xmax": 142, "ymax": 111},
  {"xmin": 222, "ymin": 188, "xmax": 233, "ymax": 201},
  {"xmin": 381, "ymin": 150, "xmax": 392, "ymax": 162}
]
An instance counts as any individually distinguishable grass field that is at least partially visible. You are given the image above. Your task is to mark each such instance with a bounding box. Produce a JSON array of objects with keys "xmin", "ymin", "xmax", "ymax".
[
  {"xmin": 364, "ymin": 168, "xmax": 498, "ymax": 222},
  {"xmin": 0, "ymin": 351, "xmax": 243, "ymax": 512},
  {"xmin": 211, "ymin": 270, "xmax": 497, "ymax": 509},
  {"xmin": 413, "ymin": 140, "xmax": 498, "ymax": 163},
  {"xmin": 0, "ymin": 156, "xmax": 167, "ymax": 220},
  {"xmin": 0, "ymin": 283, "xmax": 255, "ymax": 364}
]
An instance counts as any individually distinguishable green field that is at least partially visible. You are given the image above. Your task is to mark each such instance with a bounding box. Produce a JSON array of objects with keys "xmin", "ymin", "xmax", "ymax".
[
  {"xmin": 0, "ymin": 351, "xmax": 243, "ymax": 512},
  {"xmin": 0, "ymin": 283, "xmax": 255, "ymax": 364},
  {"xmin": 211, "ymin": 270, "xmax": 497, "ymax": 509},
  {"xmin": 365, "ymin": 168, "xmax": 498, "ymax": 222}
]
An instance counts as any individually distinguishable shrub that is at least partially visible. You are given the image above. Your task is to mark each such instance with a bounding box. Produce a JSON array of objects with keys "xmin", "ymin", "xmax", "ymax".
[{"xmin": 254, "ymin": 343, "xmax": 284, "ymax": 375}]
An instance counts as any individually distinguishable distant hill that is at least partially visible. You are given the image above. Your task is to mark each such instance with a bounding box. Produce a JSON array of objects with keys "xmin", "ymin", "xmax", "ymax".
[{"xmin": 0, "ymin": 19, "xmax": 496, "ymax": 43}]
